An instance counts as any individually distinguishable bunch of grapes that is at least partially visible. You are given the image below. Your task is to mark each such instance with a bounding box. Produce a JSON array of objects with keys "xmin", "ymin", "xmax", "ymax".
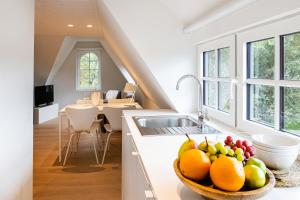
[
  {"xmin": 205, "ymin": 141, "xmax": 235, "ymax": 162},
  {"xmin": 224, "ymin": 136, "xmax": 255, "ymax": 162}
]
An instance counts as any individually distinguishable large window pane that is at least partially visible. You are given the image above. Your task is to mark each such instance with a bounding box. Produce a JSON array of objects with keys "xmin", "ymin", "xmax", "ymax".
[
  {"xmin": 204, "ymin": 50, "xmax": 217, "ymax": 77},
  {"xmin": 247, "ymin": 38, "xmax": 275, "ymax": 79},
  {"xmin": 281, "ymin": 87, "xmax": 300, "ymax": 135},
  {"xmin": 219, "ymin": 48, "xmax": 230, "ymax": 78},
  {"xmin": 219, "ymin": 82, "xmax": 230, "ymax": 113},
  {"xmin": 282, "ymin": 32, "xmax": 300, "ymax": 80},
  {"xmin": 204, "ymin": 81, "xmax": 217, "ymax": 108},
  {"xmin": 248, "ymin": 84, "xmax": 275, "ymax": 127}
]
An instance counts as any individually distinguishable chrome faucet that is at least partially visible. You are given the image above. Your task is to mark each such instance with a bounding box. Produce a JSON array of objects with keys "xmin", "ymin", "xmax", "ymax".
[{"xmin": 176, "ymin": 74, "xmax": 204, "ymax": 127}]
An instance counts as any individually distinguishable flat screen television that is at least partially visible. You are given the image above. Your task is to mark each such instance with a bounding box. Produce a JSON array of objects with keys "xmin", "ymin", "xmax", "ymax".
[{"xmin": 34, "ymin": 85, "xmax": 54, "ymax": 107}]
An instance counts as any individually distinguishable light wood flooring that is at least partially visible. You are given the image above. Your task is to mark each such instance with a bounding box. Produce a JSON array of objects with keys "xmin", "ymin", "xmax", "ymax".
[{"xmin": 33, "ymin": 118, "xmax": 121, "ymax": 200}]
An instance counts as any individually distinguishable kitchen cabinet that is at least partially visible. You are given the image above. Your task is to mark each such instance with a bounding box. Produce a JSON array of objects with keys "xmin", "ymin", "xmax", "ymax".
[{"xmin": 122, "ymin": 118, "xmax": 155, "ymax": 200}]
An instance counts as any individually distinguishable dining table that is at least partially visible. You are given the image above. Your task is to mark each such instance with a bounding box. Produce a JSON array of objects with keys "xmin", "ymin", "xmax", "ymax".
[{"xmin": 58, "ymin": 102, "xmax": 142, "ymax": 162}]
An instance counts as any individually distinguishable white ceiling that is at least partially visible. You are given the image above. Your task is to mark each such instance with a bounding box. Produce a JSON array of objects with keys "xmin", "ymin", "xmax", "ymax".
[
  {"xmin": 35, "ymin": 0, "xmax": 101, "ymax": 36},
  {"xmin": 158, "ymin": 0, "xmax": 236, "ymax": 25}
]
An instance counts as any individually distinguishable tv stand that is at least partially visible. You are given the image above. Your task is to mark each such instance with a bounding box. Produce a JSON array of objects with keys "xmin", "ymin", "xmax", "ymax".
[{"xmin": 34, "ymin": 103, "xmax": 59, "ymax": 124}]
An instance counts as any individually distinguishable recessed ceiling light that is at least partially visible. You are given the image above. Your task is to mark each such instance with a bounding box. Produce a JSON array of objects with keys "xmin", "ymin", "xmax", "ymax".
[
  {"xmin": 67, "ymin": 24, "xmax": 74, "ymax": 27},
  {"xmin": 86, "ymin": 24, "xmax": 93, "ymax": 28}
]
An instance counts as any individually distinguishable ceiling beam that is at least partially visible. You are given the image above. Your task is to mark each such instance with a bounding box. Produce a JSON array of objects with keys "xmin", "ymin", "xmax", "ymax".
[{"xmin": 183, "ymin": 0, "xmax": 257, "ymax": 33}]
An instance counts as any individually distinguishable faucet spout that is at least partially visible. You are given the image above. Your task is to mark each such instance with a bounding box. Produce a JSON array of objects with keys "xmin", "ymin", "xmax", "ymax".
[{"xmin": 176, "ymin": 74, "xmax": 204, "ymax": 127}]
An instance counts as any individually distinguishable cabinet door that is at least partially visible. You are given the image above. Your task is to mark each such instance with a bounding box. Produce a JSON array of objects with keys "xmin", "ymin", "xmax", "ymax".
[
  {"xmin": 133, "ymin": 153, "xmax": 155, "ymax": 200},
  {"xmin": 122, "ymin": 118, "xmax": 155, "ymax": 200},
  {"xmin": 129, "ymin": 138, "xmax": 155, "ymax": 200},
  {"xmin": 122, "ymin": 118, "xmax": 133, "ymax": 200}
]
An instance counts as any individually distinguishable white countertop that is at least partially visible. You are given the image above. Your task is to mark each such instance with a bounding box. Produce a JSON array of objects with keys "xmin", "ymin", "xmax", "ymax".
[{"xmin": 123, "ymin": 109, "xmax": 300, "ymax": 200}]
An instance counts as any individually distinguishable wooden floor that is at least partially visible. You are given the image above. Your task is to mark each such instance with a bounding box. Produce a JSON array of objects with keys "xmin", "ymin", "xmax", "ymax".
[{"xmin": 33, "ymin": 118, "xmax": 121, "ymax": 200}]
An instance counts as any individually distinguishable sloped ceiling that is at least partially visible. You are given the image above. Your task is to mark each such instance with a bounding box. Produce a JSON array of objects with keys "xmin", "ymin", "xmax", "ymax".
[
  {"xmin": 157, "ymin": 0, "xmax": 231, "ymax": 25},
  {"xmin": 34, "ymin": 35, "xmax": 64, "ymax": 86}
]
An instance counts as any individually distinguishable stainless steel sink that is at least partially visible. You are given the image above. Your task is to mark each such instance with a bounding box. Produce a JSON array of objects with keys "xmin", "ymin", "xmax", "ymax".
[{"xmin": 132, "ymin": 115, "xmax": 221, "ymax": 136}]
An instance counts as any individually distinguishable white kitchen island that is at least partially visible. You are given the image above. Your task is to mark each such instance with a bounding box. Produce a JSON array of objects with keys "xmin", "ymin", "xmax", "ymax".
[{"xmin": 122, "ymin": 109, "xmax": 300, "ymax": 200}]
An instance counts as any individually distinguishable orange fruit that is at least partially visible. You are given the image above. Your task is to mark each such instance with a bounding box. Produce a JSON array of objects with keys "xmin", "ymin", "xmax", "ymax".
[
  {"xmin": 210, "ymin": 156, "xmax": 245, "ymax": 191},
  {"xmin": 179, "ymin": 149, "xmax": 211, "ymax": 181}
]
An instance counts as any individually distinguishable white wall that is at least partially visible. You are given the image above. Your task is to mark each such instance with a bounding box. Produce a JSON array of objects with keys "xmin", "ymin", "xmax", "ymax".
[
  {"xmin": 0, "ymin": 0, "xmax": 34, "ymax": 199},
  {"xmin": 97, "ymin": 0, "xmax": 198, "ymax": 113},
  {"xmin": 53, "ymin": 41, "xmax": 127, "ymax": 108}
]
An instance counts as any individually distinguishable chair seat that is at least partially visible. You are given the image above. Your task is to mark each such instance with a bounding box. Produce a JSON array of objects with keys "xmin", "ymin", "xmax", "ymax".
[{"xmin": 104, "ymin": 124, "xmax": 112, "ymax": 132}]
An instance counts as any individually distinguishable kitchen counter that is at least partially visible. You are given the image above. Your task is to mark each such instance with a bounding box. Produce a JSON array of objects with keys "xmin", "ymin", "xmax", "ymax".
[{"xmin": 122, "ymin": 109, "xmax": 300, "ymax": 200}]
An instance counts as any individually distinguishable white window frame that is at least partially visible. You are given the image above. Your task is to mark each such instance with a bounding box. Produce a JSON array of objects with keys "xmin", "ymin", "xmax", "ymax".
[
  {"xmin": 236, "ymin": 14, "xmax": 300, "ymax": 135},
  {"xmin": 76, "ymin": 48, "xmax": 101, "ymax": 91},
  {"xmin": 198, "ymin": 35, "xmax": 236, "ymax": 127}
]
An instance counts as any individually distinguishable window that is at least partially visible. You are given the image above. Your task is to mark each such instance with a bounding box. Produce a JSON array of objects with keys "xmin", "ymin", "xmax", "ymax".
[
  {"xmin": 246, "ymin": 38, "xmax": 275, "ymax": 127},
  {"xmin": 76, "ymin": 49, "xmax": 101, "ymax": 91},
  {"xmin": 237, "ymin": 16, "xmax": 300, "ymax": 136},
  {"xmin": 198, "ymin": 35, "xmax": 236, "ymax": 126},
  {"xmin": 280, "ymin": 32, "xmax": 300, "ymax": 135},
  {"xmin": 245, "ymin": 34, "xmax": 300, "ymax": 135},
  {"xmin": 203, "ymin": 48, "xmax": 231, "ymax": 113}
]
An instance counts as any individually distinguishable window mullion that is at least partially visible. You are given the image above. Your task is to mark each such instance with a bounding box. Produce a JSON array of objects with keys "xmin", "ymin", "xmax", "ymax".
[
  {"xmin": 88, "ymin": 52, "xmax": 91, "ymax": 85},
  {"xmin": 245, "ymin": 79, "xmax": 276, "ymax": 86},
  {"xmin": 215, "ymin": 49, "xmax": 219, "ymax": 110},
  {"xmin": 202, "ymin": 77, "xmax": 231, "ymax": 82},
  {"xmin": 274, "ymin": 35, "xmax": 281, "ymax": 130}
]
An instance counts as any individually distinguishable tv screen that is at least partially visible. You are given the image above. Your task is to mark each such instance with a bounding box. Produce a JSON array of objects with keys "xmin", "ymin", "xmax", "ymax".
[{"xmin": 34, "ymin": 85, "xmax": 54, "ymax": 107}]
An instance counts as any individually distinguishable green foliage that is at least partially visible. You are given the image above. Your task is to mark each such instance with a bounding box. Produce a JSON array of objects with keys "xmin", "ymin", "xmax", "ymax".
[
  {"xmin": 249, "ymin": 38, "xmax": 275, "ymax": 79},
  {"xmin": 250, "ymin": 85, "xmax": 275, "ymax": 126},
  {"xmin": 284, "ymin": 33, "xmax": 300, "ymax": 80}
]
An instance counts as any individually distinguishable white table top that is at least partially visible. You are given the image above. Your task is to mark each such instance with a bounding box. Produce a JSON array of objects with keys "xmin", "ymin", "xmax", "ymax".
[{"xmin": 59, "ymin": 102, "xmax": 142, "ymax": 113}]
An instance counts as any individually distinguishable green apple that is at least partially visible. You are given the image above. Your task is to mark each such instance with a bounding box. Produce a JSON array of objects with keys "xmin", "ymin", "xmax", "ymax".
[
  {"xmin": 244, "ymin": 165, "xmax": 266, "ymax": 188},
  {"xmin": 246, "ymin": 157, "xmax": 267, "ymax": 175},
  {"xmin": 178, "ymin": 139, "xmax": 197, "ymax": 159}
]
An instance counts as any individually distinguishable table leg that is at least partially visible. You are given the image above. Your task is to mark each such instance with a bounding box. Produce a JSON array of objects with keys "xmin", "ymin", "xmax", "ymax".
[{"xmin": 59, "ymin": 112, "xmax": 62, "ymax": 162}]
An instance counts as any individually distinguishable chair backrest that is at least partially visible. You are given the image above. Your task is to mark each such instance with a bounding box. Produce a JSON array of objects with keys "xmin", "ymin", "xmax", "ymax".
[
  {"xmin": 90, "ymin": 91, "xmax": 103, "ymax": 106},
  {"xmin": 66, "ymin": 106, "xmax": 98, "ymax": 132},
  {"xmin": 105, "ymin": 90, "xmax": 120, "ymax": 100},
  {"xmin": 103, "ymin": 106, "xmax": 136, "ymax": 131}
]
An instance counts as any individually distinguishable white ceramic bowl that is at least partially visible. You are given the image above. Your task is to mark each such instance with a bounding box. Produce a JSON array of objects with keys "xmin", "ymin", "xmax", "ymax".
[
  {"xmin": 255, "ymin": 146, "xmax": 298, "ymax": 169},
  {"xmin": 253, "ymin": 143, "xmax": 299, "ymax": 154},
  {"xmin": 252, "ymin": 134, "xmax": 300, "ymax": 150}
]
